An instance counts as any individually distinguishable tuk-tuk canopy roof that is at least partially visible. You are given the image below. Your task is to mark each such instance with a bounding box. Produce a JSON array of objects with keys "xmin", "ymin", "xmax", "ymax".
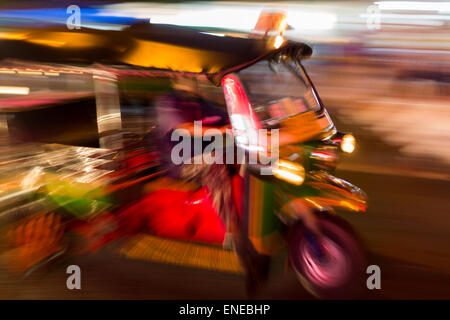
[{"xmin": 0, "ymin": 22, "xmax": 312, "ymax": 82}]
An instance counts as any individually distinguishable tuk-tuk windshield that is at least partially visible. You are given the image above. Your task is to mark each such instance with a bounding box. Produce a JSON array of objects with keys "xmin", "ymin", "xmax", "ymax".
[{"xmin": 238, "ymin": 59, "xmax": 321, "ymax": 125}]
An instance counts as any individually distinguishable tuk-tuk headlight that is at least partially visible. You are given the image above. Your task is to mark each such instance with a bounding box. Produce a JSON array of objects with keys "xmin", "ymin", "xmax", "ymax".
[
  {"xmin": 341, "ymin": 134, "xmax": 356, "ymax": 153},
  {"xmin": 273, "ymin": 159, "xmax": 305, "ymax": 186}
]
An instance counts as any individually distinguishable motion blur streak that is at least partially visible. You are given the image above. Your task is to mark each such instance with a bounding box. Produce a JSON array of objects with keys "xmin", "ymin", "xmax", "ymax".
[{"xmin": 0, "ymin": 1, "xmax": 448, "ymax": 300}]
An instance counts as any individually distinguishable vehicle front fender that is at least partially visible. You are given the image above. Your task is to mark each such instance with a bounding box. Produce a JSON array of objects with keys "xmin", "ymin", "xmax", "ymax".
[
  {"xmin": 279, "ymin": 170, "xmax": 367, "ymax": 217},
  {"xmin": 304, "ymin": 170, "xmax": 367, "ymax": 213}
]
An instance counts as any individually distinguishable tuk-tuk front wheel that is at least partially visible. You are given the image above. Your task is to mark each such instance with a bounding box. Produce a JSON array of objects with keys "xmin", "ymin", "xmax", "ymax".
[{"xmin": 288, "ymin": 214, "xmax": 366, "ymax": 299}]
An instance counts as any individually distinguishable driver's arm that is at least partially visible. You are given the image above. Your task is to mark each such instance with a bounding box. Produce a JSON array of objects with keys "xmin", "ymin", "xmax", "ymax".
[{"xmin": 174, "ymin": 122, "xmax": 228, "ymax": 137}]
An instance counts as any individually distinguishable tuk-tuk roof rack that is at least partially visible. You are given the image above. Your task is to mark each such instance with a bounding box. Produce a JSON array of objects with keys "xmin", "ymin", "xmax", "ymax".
[{"xmin": 0, "ymin": 22, "xmax": 312, "ymax": 84}]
